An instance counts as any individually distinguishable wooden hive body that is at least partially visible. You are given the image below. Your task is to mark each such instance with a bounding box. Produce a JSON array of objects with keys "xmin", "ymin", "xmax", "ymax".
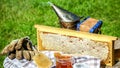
[{"xmin": 34, "ymin": 25, "xmax": 117, "ymax": 66}]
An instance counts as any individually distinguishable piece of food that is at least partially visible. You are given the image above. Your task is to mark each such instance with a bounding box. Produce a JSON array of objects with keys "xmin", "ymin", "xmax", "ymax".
[
  {"xmin": 32, "ymin": 53, "xmax": 52, "ymax": 68},
  {"xmin": 16, "ymin": 50, "xmax": 23, "ymax": 60},
  {"xmin": 23, "ymin": 50, "xmax": 31, "ymax": 61}
]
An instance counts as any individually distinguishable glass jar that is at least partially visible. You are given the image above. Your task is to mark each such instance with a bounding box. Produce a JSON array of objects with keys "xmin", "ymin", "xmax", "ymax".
[{"xmin": 54, "ymin": 53, "xmax": 73, "ymax": 68}]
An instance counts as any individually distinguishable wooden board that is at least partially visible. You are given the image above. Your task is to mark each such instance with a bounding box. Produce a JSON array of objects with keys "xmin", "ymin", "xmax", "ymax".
[
  {"xmin": 114, "ymin": 38, "xmax": 120, "ymax": 61},
  {"xmin": 34, "ymin": 24, "xmax": 117, "ymax": 66},
  {"xmin": 80, "ymin": 18, "xmax": 98, "ymax": 32}
]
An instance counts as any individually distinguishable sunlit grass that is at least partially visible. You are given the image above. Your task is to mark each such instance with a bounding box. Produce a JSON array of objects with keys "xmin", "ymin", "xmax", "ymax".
[{"xmin": 0, "ymin": 0, "xmax": 120, "ymax": 67}]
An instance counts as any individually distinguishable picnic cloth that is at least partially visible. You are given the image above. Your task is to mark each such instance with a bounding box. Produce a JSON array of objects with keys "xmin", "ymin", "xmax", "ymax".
[
  {"xmin": 3, "ymin": 51, "xmax": 100, "ymax": 68},
  {"xmin": 73, "ymin": 56, "xmax": 100, "ymax": 68}
]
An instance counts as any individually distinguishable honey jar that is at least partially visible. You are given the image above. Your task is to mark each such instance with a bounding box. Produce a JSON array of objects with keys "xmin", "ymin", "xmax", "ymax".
[{"xmin": 54, "ymin": 53, "xmax": 73, "ymax": 68}]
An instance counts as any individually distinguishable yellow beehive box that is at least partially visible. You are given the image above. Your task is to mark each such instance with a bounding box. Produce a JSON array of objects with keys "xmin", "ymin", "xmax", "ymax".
[{"xmin": 34, "ymin": 24, "xmax": 117, "ymax": 66}]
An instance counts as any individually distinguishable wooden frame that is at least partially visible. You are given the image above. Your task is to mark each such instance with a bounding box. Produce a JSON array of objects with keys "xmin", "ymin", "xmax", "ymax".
[{"xmin": 34, "ymin": 24, "xmax": 117, "ymax": 66}]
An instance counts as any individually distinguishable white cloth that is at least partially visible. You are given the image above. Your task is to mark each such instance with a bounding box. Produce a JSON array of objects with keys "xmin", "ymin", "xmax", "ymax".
[
  {"xmin": 73, "ymin": 55, "xmax": 101, "ymax": 68},
  {"xmin": 3, "ymin": 51, "xmax": 59, "ymax": 68},
  {"xmin": 3, "ymin": 51, "xmax": 100, "ymax": 68},
  {"xmin": 3, "ymin": 57, "xmax": 37, "ymax": 68}
]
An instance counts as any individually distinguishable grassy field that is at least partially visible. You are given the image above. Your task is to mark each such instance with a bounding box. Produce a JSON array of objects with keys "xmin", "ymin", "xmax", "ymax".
[{"xmin": 0, "ymin": 0, "xmax": 120, "ymax": 67}]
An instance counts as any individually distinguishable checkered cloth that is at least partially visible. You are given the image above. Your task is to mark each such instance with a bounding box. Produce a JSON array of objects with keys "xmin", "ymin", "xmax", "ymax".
[
  {"xmin": 3, "ymin": 51, "xmax": 60, "ymax": 68},
  {"xmin": 3, "ymin": 57, "xmax": 37, "ymax": 68},
  {"xmin": 3, "ymin": 51, "xmax": 100, "ymax": 68},
  {"xmin": 73, "ymin": 56, "xmax": 101, "ymax": 68}
]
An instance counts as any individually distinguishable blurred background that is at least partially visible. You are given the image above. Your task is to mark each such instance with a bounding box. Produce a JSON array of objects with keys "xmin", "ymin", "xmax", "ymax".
[{"xmin": 0, "ymin": 0, "xmax": 120, "ymax": 67}]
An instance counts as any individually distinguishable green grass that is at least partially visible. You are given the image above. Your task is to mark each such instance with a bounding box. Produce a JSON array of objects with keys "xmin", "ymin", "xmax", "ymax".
[{"xmin": 0, "ymin": 0, "xmax": 120, "ymax": 67}]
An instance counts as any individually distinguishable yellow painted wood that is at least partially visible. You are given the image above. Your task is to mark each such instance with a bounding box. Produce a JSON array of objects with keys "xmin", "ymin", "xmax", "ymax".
[
  {"xmin": 36, "ymin": 29, "xmax": 44, "ymax": 50},
  {"xmin": 34, "ymin": 24, "xmax": 118, "ymax": 66},
  {"xmin": 106, "ymin": 41, "xmax": 114, "ymax": 66},
  {"xmin": 34, "ymin": 25, "xmax": 117, "ymax": 42}
]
